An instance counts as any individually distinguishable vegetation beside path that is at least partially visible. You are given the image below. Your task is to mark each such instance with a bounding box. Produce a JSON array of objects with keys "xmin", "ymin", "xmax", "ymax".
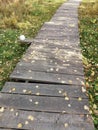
[
  {"xmin": 79, "ymin": 0, "xmax": 98, "ymax": 129},
  {"xmin": 0, "ymin": 0, "xmax": 65, "ymax": 88}
]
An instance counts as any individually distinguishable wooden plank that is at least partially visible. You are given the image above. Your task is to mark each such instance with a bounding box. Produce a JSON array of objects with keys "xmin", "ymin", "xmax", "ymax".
[
  {"xmin": 22, "ymin": 43, "xmax": 83, "ymax": 63},
  {"xmin": 21, "ymin": 43, "xmax": 83, "ymax": 68},
  {"xmin": 31, "ymin": 39, "xmax": 81, "ymax": 50},
  {"xmin": 43, "ymin": 21, "xmax": 78, "ymax": 27},
  {"xmin": 61, "ymin": 3, "xmax": 79, "ymax": 6},
  {"xmin": 55, "ymin": 9, "xmax": 78, "ymax": 14},
  {"xmin": 24, "ymin": 52, "xmax": 82, "ymax": 62},
  {"xmin": 40, "ymin": 22, "xmax": 79, "ymax": 30},
  {"xmin": 22, "ymin": 52, "xmax": 83, "ymax": 65},
  {"xmin": 21, "ymin": 58, "xmax": 84, "ymax": 69},
  {"xmin": 33, "ymin": 35, "xmax": 80, "ymax": 43},
  {"xmin": 37, "ymin": 28, "xmax": 79, "ymax": 37},
  {"xmin": 0, "ymin": 108, "xmax": 94, "ymax": 130},
  {"xmin": 35, "ymin": 35, "xmax": 80, "ymax": 44},
  {"xmin": 53, "ymin": 12, "xmax": 78, "ymax": 18},
  {"xmin": 30, "ymin": 42, "xmax": 81, "ymax": 53},
  {"xmin": 35, "ymin": 35, "xmax": 79, "ymax": 42},
  {"xmin": 0, "ymin": 93, "xmax": 89, "ymax": 114},
  {"xmin": 32, "ymin": 39, "xmax": 81, "ymax": 50},
  {"xmin": 58, "ymin": 5, "xmax": 79, "ymax": 10},
  {"xmin": 10, "ymin": 69, "xmax": 85, "ymax": 85},
  {"xmin": 51, "ymin": 16, "xmax": 78, "ymax": 23},
  {"xmin": 26, "ymin": 46, "xmax": 82, "ymax": 58},
  {"xmin": 25, "ymin": 49, "xmax": 81, "ymax": 58},
  {"xmin": 2, "ymin": 82, "xmax": 87, "ymax": 98},
  {"xmin": 14, "ymin": 62, "xmax": 84, "ymax": 76},
  {"xmin": 57, "ymin": 6, "xmax": 78, "ymax": 11},
  {"xmin": 22, "ymin": 38, "xmax": 80, "ymax": 51},
  {"xmin": 36, "ymin": 31, "xmax": 79, "ymax": 38},
  {"xmin": 41, "ymin": 21, "xmax": 79, "ymax": 30},
  {"xmin": 39, "ymin": 28, "xmax": 79, "ymax": 37},
  {"xmin": 22, "ymin": 48, "xmax": 83, "ymax": 63}
]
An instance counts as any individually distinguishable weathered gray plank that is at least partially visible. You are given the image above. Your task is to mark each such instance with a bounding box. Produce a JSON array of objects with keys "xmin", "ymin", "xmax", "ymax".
[
  {"xmin": 30, "ymin": 39, "xmax": 81, "ymax": 53},
  {"xmin": 39, "ymin": 29, "xmax": 79, "ymax": 38},
  {"xmin": 21, "ymin": 44, "xmax": 83, "ymax": 68},
  {"xmin": 22, "ymin": 38, "xmax": 80, "ymax": 51},
  {"xmin": 51, "ymin": 16, "xmax": 78, "ymax": 23},
  {"xmin": 20, "ymin": 43, "xmax": 83, "ymax": 68},
  {"xmin": 22, "ymin": 51, "xmax": 82, "ymax": 62},
  {"xmin": 41, "ymin": 21, "xmax": 78, "ymax": 28},
  {"xmin": 0, "ymin": 108, "xmax": 94, "ymax": 130},
  {"xmin": 32, "ymin": 39, "xmax": 81, "ymax": 50},
  {"xmin": 37, "ymin": 28, "xmax": 79, "ymax": 37},
  {"xmin": 25, "ymin": 39, "xmax": 81, "ymax": 52},
  {"xmin": 39, "ymin": 21, "xmax": 79, "ymax": 31},
  {"xmin": 33, "ymin": 37, "xmax": 80, "ymax": 44},
  {"xmin": 14, "ymin": 62, "xmax": 84, "ymax": 76},
  {"xmin": 40, "ymin": 26, "xmax": 78, "ymax": 34},
  {"xmin": 29, "ymin": 42, "xmax": 81, "ymax": 53},
  {"xmin": 57, "ymin": 6, "xmax": 78, "ymax": 11},
  {"xmin": 21, "ymin": 58, "xmax": 84, "ymax": 70},
  {"xmin": 10, "ymin": 69, "xmax": 85, "ymax": 85},
  {"xmin": 2, "ymin": 82, "xmax": 87, "ymax": 98},
  {"xmin": 25, "ymin": 47, "xmax": 82, "ymax": 60},
  {"xmin": 55, "ymin": 9, "xmax": 78, "ymax": 14},
  {"xmin": 25, "ymin": 44, "xmax": 82, "ymax": 63},
  {"xmin": 35, "ymin": 34, "xmax": 80, "ymax": 44},
  {"xmin": 0, "ymin": 93, "xmax": 89, "ymax": 114},
  {"xmin": 53, "ymin": 12, "xmax": 78, "ymax": 18},
  {"xmin": 58, "ymin": 4, "xmax": 79, "ymax": 10},
  {"xmin": 35, "ymin": 22, "xmax": 79, "ymax": 38},
  {"xmin": 35, "ymin": 35, "xmax": 79, "ymax": 43},
  {"xmin": 36, "ymin": 32, "xmax": 79, "ymax": 40}
]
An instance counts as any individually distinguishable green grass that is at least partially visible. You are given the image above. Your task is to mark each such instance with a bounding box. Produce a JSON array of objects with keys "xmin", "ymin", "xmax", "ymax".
[
  {"xmin": 79, "ymin": 0, "xmax": 98, "ymax": 129},
  {"xmin": 0, "ymin": 0, "xmax": 65, "ymax": 89}
]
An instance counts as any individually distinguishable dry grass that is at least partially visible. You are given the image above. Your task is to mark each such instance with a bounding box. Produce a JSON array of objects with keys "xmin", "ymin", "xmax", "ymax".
[{"xmin": 0, "ymin": 0, "xmax": 65, "ymax": 31}]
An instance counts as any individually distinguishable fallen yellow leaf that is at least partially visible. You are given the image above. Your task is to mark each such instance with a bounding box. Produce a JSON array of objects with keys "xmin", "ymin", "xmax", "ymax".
[
  {"xmin": 28, "ymin": 115, "xmax": 34, "ymax": 121},
  {"xmin": 35, "ymin": 101, "xmax": 39, "ymax": 105},
  {"xmin": 17, "ymin": 123, "xmax": 23, "ymax": 128},
  {"xmin": 25, "ymin": 121, "xmax": 29, "ymax": 125},
  {"xmin": 64, "ymin": 123, "xmax": 69, "ymax": 128},
  {"xmin": 0, "ymin": 107, "xmax": 5, "ymax": 112},
  {"xmin": 78, "ymin": 97, "xmax": 82, "ymax": 101},
  {"xmin": 65, "ymin": 97, "xmax": 69, "ymax": 100}
]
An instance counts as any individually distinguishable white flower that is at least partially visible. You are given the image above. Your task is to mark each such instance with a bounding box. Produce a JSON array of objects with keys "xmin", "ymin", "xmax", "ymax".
[{"xmin": 19, "ymin": 35, "xmax": 25, "ymax": 41}]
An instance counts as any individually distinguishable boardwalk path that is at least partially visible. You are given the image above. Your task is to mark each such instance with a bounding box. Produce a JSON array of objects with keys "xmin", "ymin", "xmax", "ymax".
[{"xmin": 0, "ymin": 0, "xmax": 94, "ymax": 129}]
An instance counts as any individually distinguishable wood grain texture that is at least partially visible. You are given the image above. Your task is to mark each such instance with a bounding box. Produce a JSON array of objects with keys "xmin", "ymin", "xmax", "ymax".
[
  {"xmin": 2, "ymin": 82, "xmax": 87, "ymax": 98},
  {"xmin": 24, "ymin": 43, "xmax": 82, "ymax": 61},
  {"xmin": 37, "ymin": 26, "xmax": 79, "ymax": 36},
  {"xmin": 13, "ymin": 61, "xmax": 84, "ymax": 76},
  {"xmin": 0, "ymin": 108, "xmax": 94, "ymax": 130},
  {"xmin": 20, "ymin": 58, "xmax": 83, "ymax": 71},
  {"xmin": 32, "ymin": 39, "xmax": 81, "ymax": 50},
  {"xmin": 10, "ymin": 69, "xmax": 85, "ymax": 85},
  {"xmin": 25, "ymin": 48, "xmax": 82, "ymax": 60},
  {"xmin": 0, "ymin": 93, "xmax": 89, "ymax": 114}
]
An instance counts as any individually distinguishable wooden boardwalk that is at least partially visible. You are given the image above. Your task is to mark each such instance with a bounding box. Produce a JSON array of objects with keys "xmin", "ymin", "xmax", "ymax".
[{"xmin": 0, "ymin": 0, "xmax": 94, "ymax": 129}]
